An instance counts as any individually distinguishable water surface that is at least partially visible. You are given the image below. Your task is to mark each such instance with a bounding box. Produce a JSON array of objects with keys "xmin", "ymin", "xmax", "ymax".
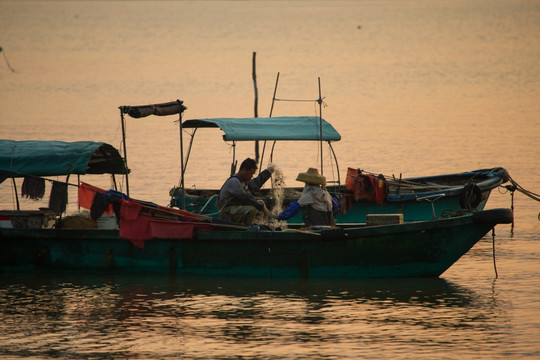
[{"xmin": 0, "ymin": 1, "xmax": 539, "ymax": 358}]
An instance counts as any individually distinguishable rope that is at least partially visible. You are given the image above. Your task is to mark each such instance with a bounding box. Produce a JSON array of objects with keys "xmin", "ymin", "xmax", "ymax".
[
  {"xmin": 492, "ymin": 228, "xmax": 498, "ymax": 279},
  {"xmin": 440, "ymin": 208, "xmax": 472, "ymax": 218},
  {"xmin": 507, "ymin": 174, "xmax": 540, "ymax": 202}
]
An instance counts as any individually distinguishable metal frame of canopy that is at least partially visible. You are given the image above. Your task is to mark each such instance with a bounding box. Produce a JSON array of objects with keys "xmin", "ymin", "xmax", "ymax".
[
  {"xmin": 180, "ymin": 116, "xmax": 341, "ymax": 175},
  {"xmin": 119, "ymin": 100, "xmax": 187, "ymax": 197},
  {"xmin": 177, "ymin": 115, "xmax": 342, "ymax": 211},
  {"xmin": 118, "ymin": 97, "xmax": 343, "ymax": 211}
]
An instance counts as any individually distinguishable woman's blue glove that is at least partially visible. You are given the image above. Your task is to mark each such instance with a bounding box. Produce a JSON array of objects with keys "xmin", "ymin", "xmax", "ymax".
[{"xmin": 278, "ymin": 201, "xmax": 301, "ymax": 220}]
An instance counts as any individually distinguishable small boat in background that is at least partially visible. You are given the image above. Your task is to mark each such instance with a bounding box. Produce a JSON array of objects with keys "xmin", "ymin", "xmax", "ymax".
[
  {"xmin": 171, "ymin": 166, "xmax": 509, "ymax": 224},
  {"xmin": 167, "ymin": 113, "xmax": 509, "ymax": 223}
]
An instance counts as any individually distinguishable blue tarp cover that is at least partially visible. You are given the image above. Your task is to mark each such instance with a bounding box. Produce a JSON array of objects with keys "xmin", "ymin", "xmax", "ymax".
[
  {"xmin": 0, "ymin": 140, "xmax": 127, "ymax": 177},
  {"xmin": 182, "ymin": 116, "xmax": 341, "ymax": 141}
]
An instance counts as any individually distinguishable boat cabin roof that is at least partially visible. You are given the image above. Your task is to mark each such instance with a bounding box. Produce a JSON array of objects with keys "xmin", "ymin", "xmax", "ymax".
[
  {"xmin": 0, "ymin": 140, "xmax": 128, "ymax": 178},
  {"xmin": 182, "ymin": 116, "xmax": 341, "ymax": 141}
]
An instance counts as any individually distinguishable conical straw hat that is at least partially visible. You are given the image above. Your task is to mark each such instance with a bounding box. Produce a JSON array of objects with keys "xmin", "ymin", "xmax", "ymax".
[{"xmin": 296, "ymin": 167, "xmax": 326, "ymax": 185}]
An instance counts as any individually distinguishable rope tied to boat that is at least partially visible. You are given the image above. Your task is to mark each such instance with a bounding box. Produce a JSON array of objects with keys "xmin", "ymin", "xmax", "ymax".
[
  {"xmin": 504, "ymin": 174, "xmax": 540, "ymax": 202},
  {"xmin": 499, "ymin": 174, "xmax": 540, "ymax": 222},
  {"xmin": 492, "ymin": 227, "xmax": 498, "ymax": 279}
]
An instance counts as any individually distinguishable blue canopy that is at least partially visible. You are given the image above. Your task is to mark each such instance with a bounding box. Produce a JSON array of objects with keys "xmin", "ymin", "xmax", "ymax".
[
  {"xmin": 182, "ymin": 116, "xmax": 341, "ymax": 141},
  {"xmin": 0, "ymin": 140, "xmax": 128, "ymax": 178}
]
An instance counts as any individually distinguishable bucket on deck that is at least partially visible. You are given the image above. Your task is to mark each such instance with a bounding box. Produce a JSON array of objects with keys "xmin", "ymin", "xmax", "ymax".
[{"xmin": 97, "ymin": 215, "xmax": 118, "ymax": 229}]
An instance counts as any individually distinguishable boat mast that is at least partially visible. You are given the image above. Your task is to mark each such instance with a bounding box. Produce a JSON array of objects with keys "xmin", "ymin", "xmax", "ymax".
[
  {"xmin": 260, "ymin": 72, "xmax": 280, "ymax": 167},
  {"xmin": 252, "ymin": 52, "xmax": 260, "ymax": 164},
  {"xmin": 318, "ymin": 77, "xmax": 324, "ymax": 175}
]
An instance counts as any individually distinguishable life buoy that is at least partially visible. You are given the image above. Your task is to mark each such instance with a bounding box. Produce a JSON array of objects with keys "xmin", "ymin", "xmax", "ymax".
[{"xmin": 460, "ymin": 183, "xmax": 483, "ymax": 210}]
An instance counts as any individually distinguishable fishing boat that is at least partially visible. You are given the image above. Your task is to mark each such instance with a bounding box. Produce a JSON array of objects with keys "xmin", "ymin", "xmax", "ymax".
[
  {"xmin": 167, "ymin": 113, "xmax": 509, "ymax": 223},
  {"xmin": 0, "ymin": 101, "xmax": 514, "ymax": 278}
]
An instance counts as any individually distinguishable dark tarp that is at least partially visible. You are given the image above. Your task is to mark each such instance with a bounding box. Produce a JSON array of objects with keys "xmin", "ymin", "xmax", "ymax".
[
  {"xmin": 120, "ymin": 100, "xmax": 186, "ymax": 118},
  {"xmin": 0, "ymin": 140, "xmax": 128, "ymax": 180}
]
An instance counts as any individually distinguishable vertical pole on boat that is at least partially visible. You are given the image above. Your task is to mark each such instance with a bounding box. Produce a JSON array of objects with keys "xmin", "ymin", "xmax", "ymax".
[
  {"xmin": 177, "ymin": 100, "xmax": 186, "ymax": 210},
  {"xmin": 265, "ymin": 72, "xmax": 280, "ymax": 164},
  {"xmin": 252, "ymin": 52, "xmax": 260, "ymax": 164},
  {"xmin": 119, "ymin": 109, "xmax": 130, "ymax": 197},
  {"xmin": 318, "ymin": 77, "xmax": 324, "ymax": 175},
  {"xmin": 230, "ymin": 143, "xmax": 237, "ymax": 177},
  {"xmin": 269, "ymin": 72, "xmax": 280, "ymax": 117},
  {"xmin": 11, "ymin": 177, "xmax": 20, "ymax": 210},
  {"xmin": 77, "ymin": 175, "xmax": 81, "ymax": 211}
]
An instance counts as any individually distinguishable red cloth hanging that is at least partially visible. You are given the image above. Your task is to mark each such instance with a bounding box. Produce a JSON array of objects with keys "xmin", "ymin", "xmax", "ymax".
[
  {"xmin": 345, "ymin": 168, "xmax": 387, "ymax": 205},
  {"xmin": 78, "ymin": 182, "xmax": 114, "ymax": 214}
]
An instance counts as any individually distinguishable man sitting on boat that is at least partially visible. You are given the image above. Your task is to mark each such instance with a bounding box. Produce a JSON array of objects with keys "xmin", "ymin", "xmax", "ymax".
[
  {"xmin": 217, "ymin": 158, "xmax": 275, "ymax": 225},
  {"xmin": 275, "ymin": 167, "xmax": 336, "ymax": 228}
]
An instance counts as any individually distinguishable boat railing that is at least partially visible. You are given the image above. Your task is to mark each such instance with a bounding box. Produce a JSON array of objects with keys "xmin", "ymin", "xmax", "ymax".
[
  {"xmin": 416, "ymin": 194, "xmax": 446, "ymax": 220},
  {"xmin": 199, "ymin": 194, "xmax": 219, "ymax": 216}
]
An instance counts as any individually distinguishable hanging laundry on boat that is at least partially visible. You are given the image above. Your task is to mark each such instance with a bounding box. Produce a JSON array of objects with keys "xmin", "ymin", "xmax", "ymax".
[
  {"xmin": 345, "ymin": 168, "xmax": 388, "ymax": 205},
  {"xmin": 49, "ymin": 181, "xmax": 68, "ymax": 214},
  {"xmin": 90, "ymin": 189, "xmax": 128, "ymax": 220},
  {"xmin": 21, "ymin": 176, "xmax": 45, "ymax": 200}
]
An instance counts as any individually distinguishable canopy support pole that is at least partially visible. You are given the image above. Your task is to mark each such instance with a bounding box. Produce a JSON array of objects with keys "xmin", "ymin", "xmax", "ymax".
[
  {"xmin": 230, "ymin": 142, "xmax": 237, "ymax": 177},
  {"xmin": 119, "ymin": 109, "xmax": 130, "ymax": 197},
  {"xmin": 11, "ymin": 177, "xmax": 19, "ymax": 210},
  {"xmin": 178, "ymin": 100, "xmax": 186, "ymax": 210},
  {"xmin": 328, "ymin": 142, "xmax": 341, "ymax": 186}
]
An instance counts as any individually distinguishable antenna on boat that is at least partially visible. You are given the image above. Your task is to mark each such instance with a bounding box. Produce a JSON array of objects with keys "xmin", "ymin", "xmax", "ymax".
[{"xmin": 265, "ymin": 74, "xmax": 327, "ymax": 175}]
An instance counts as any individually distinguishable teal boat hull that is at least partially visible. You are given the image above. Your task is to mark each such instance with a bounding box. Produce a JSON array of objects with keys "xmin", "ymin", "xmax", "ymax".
[{"xmin": 0, "ymin": 209, "xmax": 513, "ymax": 279}]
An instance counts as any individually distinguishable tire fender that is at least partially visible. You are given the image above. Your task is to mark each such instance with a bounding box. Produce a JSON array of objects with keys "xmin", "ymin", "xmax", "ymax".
[
  {"xmin": 460, "ymin": 183, "xmax": 483, "ymax": 210},
  {"xmin": 473, "ymin": 208, "xmax": 514, "ymax": 224}
]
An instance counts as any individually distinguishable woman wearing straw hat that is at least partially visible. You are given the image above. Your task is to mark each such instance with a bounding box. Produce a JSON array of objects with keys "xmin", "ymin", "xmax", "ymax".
[{"xmin": 276, "ymin": 167, "xmax": 336, "ymax": 228}]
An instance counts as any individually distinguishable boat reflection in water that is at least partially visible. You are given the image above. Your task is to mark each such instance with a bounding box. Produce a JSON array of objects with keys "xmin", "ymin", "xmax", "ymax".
[{"xmin": 0, "ymin": 272, "xmax": 506, "ymax": 359}]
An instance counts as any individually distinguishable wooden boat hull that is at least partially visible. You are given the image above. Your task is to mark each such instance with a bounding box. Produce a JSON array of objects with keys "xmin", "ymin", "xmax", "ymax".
[{"xmin": 0, "ymin": 209, "xmax": 513, "ymax": 279}]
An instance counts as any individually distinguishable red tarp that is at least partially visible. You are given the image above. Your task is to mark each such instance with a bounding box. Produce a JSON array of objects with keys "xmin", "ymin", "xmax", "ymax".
[{"xmin": 118, "ymin": 199, "xmax": 202, "ymax": 248}]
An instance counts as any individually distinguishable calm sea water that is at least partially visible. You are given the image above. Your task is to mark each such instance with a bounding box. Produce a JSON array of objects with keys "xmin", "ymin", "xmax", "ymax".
[{"xmin": 1, "ymin": 1, "xmax": 539, "ymax": 359}]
